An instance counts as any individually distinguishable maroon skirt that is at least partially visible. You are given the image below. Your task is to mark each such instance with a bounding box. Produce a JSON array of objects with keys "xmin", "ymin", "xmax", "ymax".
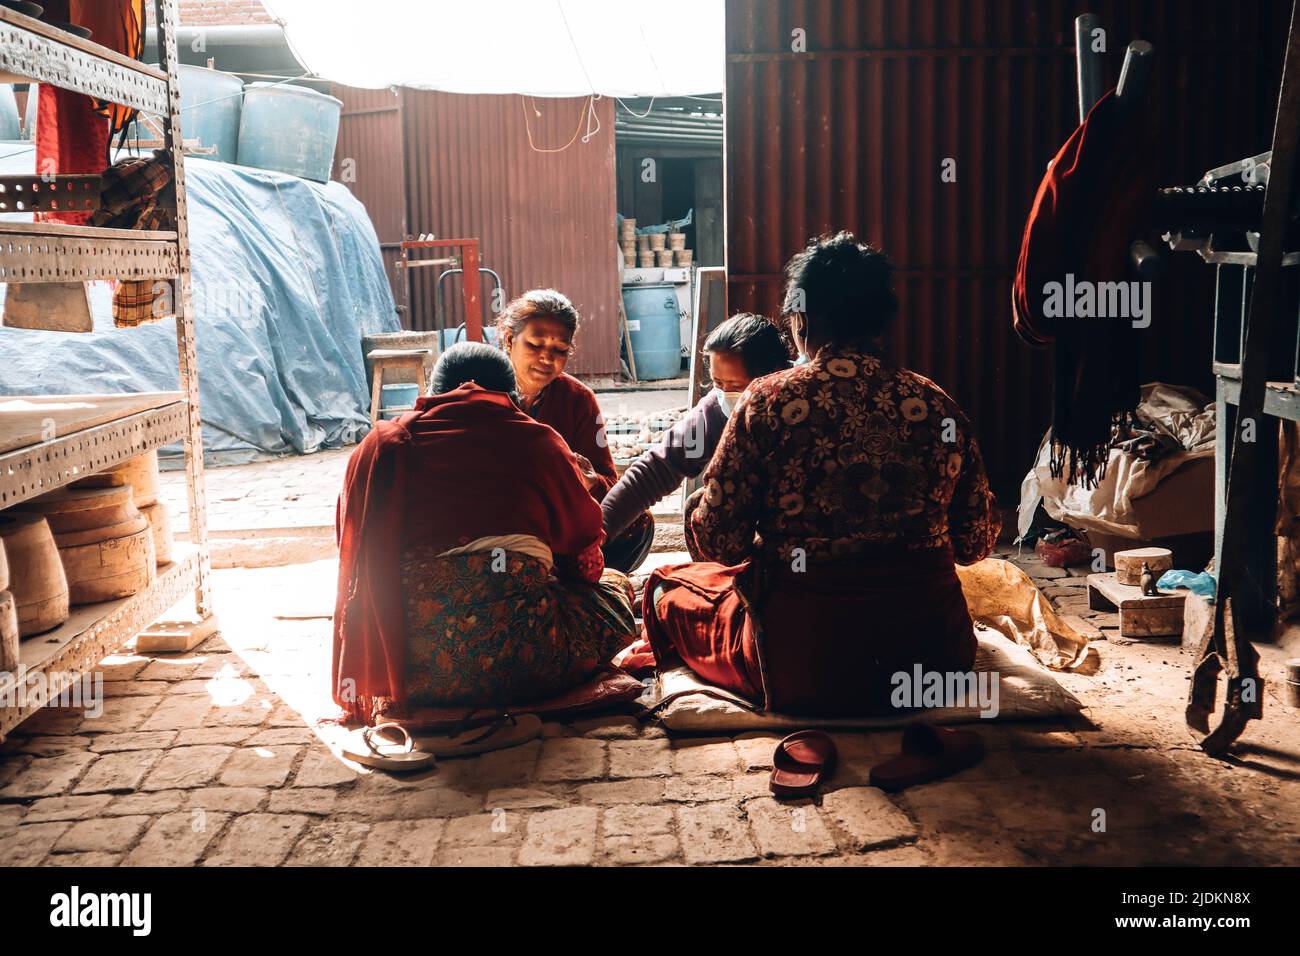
[{"xmin": 642, "ymin": 545, "xmax": 975, "ymax": 716}]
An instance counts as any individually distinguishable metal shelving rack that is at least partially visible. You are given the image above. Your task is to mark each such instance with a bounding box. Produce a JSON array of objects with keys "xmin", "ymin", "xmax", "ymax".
[{"xmin": 0, "ymin": 0, "xmax": 211, "ymax": 740}]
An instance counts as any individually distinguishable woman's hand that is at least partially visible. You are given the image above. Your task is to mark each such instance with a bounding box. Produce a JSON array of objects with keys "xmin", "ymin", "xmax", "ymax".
[
  {"xmin": 574, "ymin": 453, "xmax": 602, "ymax": 493},
  {"xmin": 683, "ymin": 486, "xmax": 707, "ymax": 520}
]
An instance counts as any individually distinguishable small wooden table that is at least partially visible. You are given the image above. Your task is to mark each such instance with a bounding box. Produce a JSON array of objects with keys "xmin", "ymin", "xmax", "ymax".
[{"xmin": 1087, "ymin": 572, "xmax": 1186, "ymax": 639}]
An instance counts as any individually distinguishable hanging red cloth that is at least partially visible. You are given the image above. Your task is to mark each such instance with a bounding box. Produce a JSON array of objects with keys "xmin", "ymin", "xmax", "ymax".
[
  {"xmin": 1012, "ymin": 90, "xmax": 1158, "ymax": 486},
  {"xmin": 35, "ymin": 0, "xmax": 145, "ymax": 224}
]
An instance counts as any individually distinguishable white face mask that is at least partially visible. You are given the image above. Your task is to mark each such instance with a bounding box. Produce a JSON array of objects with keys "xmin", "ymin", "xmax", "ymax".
[{"xmin": 714, "ymin": 387, "xmax": 745, "ymax": 417}]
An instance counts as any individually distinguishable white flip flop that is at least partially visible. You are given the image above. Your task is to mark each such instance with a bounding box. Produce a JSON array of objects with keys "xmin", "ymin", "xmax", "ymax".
[
  {"xmin": 416, "ymin": 712, "xmax": 543, "ymax": 758},
  {"xmin": 341, "ymin": 722, "xmax": 437, "ymax": 772}
]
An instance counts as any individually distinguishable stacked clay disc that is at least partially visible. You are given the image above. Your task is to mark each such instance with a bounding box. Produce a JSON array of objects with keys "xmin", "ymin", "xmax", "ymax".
[
  {"xmin": 0, "ymin": 537, "xmax": 17, "ymax": 671},
  {"xmin": 17, "ymin": 484, "xmax": 156, "ymax": 605},
  {"xmin": 0, "ymin": 511, "xmax": 70, "ymax": 637},
  {"xmin": 72, "ymin": 451, "xmax": 171, "ymax": 565}
]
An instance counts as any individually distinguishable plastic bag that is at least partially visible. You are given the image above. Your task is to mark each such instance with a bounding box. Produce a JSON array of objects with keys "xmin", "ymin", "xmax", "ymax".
[
  {"xmin": 1035, "ymin": 532, "xmax": 1093, "ymax": 568},
  {"xmin": 1156, "ymin": 569, "xmax": 1217, "ymax": 600}
]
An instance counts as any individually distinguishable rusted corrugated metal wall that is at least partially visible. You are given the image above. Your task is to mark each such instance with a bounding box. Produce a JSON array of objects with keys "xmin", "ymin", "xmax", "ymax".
[
  {"xmin": 334, "ymin": 87, "xmax": 407, "ymax": 309},
  {"xmin": 725, "ymin": 0, "xmax": 1286, "ymax": 497},
  {"xmin": 334, "ymin": 85, "xmax": 621, "ymax": 375}
]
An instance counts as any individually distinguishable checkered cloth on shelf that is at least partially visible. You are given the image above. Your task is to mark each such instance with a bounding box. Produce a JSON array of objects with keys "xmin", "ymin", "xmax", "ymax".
[{"xmin": 89, "ymin": 151, "xmax": 177, "ymax": 328}]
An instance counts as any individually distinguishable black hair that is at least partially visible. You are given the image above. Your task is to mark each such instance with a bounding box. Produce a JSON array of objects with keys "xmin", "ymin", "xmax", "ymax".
[
  {"xmin": 703, "ymin": 313, "xmax": 791, "ymax": 377},
  {"xmin": 430, "ymin": 341, "xmax": 518, "ymax": 396},
  {"xmin": 780, "ymin": 230, "xmax": 898, "ymax": 343}
]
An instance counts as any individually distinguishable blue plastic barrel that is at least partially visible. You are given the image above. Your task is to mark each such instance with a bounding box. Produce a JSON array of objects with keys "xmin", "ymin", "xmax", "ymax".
[
  {"xmin": 237, "ymin": 83, "xmax": 342, "ymax": 182},
  {"xmin": 0, "ymin": 85, "xmax": 20, "ymax": 140},
  {"xmin": 177, "ymin": 65, "xmax": 243, "ymax": 162},
  {"xmin": 622, "ymin": 284, "xmax": 682, "ymax": 381},
  {"xmin": 121, "ymin": 66, "xmax": 243, "ymax": 161}
]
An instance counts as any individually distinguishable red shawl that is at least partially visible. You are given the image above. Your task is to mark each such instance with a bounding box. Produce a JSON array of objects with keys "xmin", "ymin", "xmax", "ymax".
[
  {"xmin": 527, "ymin": 373, "xmax": 618, "ymax": 498},
  {"xmin": 332, "ymin": 383, "xmax": 605, "ymax": 722}
]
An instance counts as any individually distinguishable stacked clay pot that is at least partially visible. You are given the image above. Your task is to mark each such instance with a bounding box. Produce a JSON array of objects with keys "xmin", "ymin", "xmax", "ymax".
[
  {"xmin": 72, "ymin": 450, "xmax": 172, "ymax": 565},
  {"xmin": 17, "ymin": 484, "xmax": 156, "ymax": 605},
  {"xmin": 0, "ymin": 511, "xmax": 70, "ymax": 637}
]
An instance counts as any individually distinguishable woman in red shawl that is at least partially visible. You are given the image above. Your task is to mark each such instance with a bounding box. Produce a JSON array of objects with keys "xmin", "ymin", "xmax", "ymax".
[
  {"xmin": 332, "ymin": 343, "xmax": 637, "ymax": 722},
  {"xmin": 498, "ymin": 289, "xmax": 656, "ymax": 574},
  {"xmin": 641, "ymin": 233, "xmax": 1001, "ymax": 716}
]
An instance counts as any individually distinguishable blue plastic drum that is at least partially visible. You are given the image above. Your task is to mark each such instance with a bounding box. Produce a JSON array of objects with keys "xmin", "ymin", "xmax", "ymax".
[
  {"xmin": 237, "ymin": 83, "xmax": 342, "ymax": 182},
  {"xmin": 622, "ymin": 284, "xmax": 682, "ymax": 381}
]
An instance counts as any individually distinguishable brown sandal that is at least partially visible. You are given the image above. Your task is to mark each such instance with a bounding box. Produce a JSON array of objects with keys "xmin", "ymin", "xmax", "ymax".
[
  {"xmin": 869, "ymin": 725, "xmax": 984, "ymax": 793},
  {"xmin": 769, "ymin": 730, "xmax": 838, "ymax": 799}
]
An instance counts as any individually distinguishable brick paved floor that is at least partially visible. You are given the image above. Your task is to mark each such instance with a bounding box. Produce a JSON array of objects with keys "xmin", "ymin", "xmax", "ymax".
[{"xmin": 5, "ymin": 449, "xmax": 1298, "ymax": 866}]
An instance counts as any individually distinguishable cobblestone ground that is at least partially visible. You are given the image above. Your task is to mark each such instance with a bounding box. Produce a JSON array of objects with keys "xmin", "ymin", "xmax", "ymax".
[
  {"xmin": 3, "ymin": 547, "xmax": 1296, "ymax": 867},
  {"xmin": 5, "ymin": 442, "xmax": 1297, "ymax": 866}
]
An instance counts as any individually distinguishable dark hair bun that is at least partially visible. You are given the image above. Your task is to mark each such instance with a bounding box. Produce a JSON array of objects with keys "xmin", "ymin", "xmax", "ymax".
[
  {"xmin": 781, "ymin": 231, "xmax": 898, "ymax": 342},
  {"xmin": 431, "ymin": 341, "xmax": 519, "ymax": 395}
]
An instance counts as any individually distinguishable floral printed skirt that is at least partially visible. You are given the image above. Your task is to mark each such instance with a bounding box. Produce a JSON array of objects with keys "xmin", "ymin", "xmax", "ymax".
[{"xmin": 401, "ymin": 545, "xmax": 637, "ymax": 708}]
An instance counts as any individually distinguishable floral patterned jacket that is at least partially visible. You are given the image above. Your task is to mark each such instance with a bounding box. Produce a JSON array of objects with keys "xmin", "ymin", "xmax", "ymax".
[{"xmin": 686, "ymin": 345, "xmax": 1000, "ymax": 567}]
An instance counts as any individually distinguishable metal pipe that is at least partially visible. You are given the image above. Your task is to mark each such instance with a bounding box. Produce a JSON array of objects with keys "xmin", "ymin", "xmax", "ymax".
[
  {"xmin": 1074, "ymin": 13, "xmax": 1104, "ymax": 123},
  {"xmin": 615, "ymin": 127, "xmax": 723, "ymax": 138},
  {"xmin": 145, "ymin": 24, "xmax": 290, "ymax": 49},
  {"xmin": 618, "ymin": 116, "xmax": 723, "ymax": 130},
  {"xmin": 1117, "ymin": 40, "xmax": 1154, "ymax": 106},
  {"xmin": 616, "ymin": 132, "xmax": 722, "ymax": 143}
]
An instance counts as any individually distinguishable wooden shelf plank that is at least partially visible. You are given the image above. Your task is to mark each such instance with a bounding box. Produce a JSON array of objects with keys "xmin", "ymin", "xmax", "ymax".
[
  {"xmin": 0, "ymin": 546, "xmax": 201, "ymax": 741},
  {"xmin": 0, "ymin": 395, "xmax": 187, "ymax": 509},
  {"xmin": 0, "ymin": 7, "xmax": 169, "ymax": 115},
  {"xmin": 0, "ymin": 220, "xmax": 179, "ymax": 283},
  {"xmin": 0, "ymin": 221, "xmax": 176, "ymax": 242}
]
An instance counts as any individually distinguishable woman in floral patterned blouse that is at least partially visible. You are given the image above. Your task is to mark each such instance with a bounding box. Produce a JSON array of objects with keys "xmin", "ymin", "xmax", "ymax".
[{"xmin": 642, "ymin": 232, "xmax": 1001, "ymax": 715}]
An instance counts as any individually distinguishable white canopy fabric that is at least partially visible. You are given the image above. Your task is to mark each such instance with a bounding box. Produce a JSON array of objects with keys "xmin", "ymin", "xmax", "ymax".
[{"xmin": 261, "ymin": 0, "xmax": 724, "ymax": 97}]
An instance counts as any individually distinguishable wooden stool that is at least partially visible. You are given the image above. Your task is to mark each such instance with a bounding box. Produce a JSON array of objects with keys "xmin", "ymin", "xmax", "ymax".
[{"xmin": 368, "ymin": 349, "xmax": 432, "ymax": 425}]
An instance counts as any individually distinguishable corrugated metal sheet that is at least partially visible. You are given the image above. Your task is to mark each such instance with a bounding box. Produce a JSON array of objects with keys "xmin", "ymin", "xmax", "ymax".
[
  {"xmin": 333, "ymin": 85, "xmax": 620, "ymax": 375},
  {"xmin": 334, "ymin": 87, "xmax": 407, "ymax": 309},
  {"xmin": 725, "ymin": 0, "xmax": 1287, "ymax": 497}
]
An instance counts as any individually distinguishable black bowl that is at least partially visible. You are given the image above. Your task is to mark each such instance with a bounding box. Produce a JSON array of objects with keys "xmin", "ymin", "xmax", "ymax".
[
  {"xmin": 0, "ymin": 2, "xmax": 46, "ymax": 20},
  {"xmin": 42, "ymin": 20, "xmax": 92, "ymax": 40}
]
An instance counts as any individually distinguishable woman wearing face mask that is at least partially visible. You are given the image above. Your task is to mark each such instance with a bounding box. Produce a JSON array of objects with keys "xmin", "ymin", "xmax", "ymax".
[
  {"xmin": 601, "ymin": 314, "xmax": 791, "ymax": 561},
  {"xmin": 497, "ymin": 289, "xmax": 654, "ymax": 573},
  {"xmin": 641, "ymin": 232, "xmax": 1001, "ymax": 716}
]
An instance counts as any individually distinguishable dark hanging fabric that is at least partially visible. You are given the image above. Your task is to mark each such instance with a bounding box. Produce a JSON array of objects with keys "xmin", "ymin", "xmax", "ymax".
[
  {"xmin": 90, "ymin": 0, "xmax": 147, "ymax": 148},
  {"xmin": 1013, "ymin": 90, "xmax": 1158, "ymax": 487}
]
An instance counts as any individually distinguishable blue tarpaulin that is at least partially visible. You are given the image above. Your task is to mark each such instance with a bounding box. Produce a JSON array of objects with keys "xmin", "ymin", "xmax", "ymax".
[{"xmin": 0, "ymin": 147, "xmax": 399, "ymax": 465}]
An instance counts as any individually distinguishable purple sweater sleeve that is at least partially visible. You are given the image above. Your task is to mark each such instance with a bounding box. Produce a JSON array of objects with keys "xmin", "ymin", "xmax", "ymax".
[{"xmin": 601, "ymin": 391, "xmax": 728, "ymax": 539}]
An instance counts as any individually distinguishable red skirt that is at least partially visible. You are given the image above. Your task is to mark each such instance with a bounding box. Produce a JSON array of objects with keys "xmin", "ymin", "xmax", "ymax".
[{"xmin": 642, "ymin": 545, "xmax": 975, "ymax": 716}]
